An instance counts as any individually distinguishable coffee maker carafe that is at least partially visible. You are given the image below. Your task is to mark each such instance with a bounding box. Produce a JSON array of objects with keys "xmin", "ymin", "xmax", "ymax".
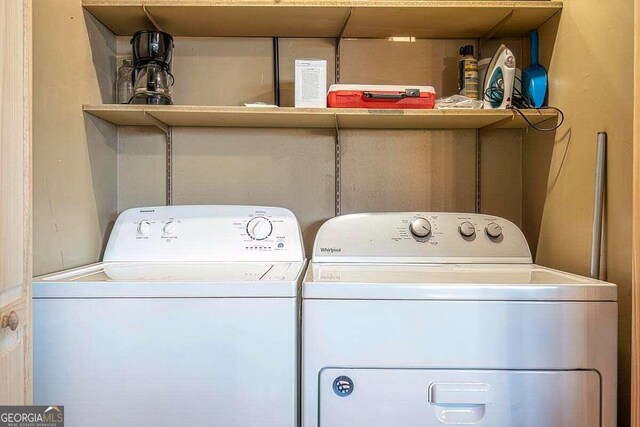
[
  {"xmin": 132, "ymin": 64, "xmax": 174, "ymax": 105},
  {"xmin": 129, "ymin": 30, "xmax": 175, "ymax": 105}
]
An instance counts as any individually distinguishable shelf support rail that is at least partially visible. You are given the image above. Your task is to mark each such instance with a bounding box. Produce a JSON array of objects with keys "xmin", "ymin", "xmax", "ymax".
[
  {"xmin": 143, "ymin": 111, "xmax": 173, "ymax": 206},
  {"xmin": 476, "ymin": 37, "xmax": 482, "ymax": 214},
  {"xmin": 335, "ymin": 9, "xmax": 352, "ymax": 84},
  {"xmin": 166, "ymin": 127, "xmax": 173, "ymax": 206},
  {"xmin": 332, "ymin": 11, "xmax": 351, "ymax": 216},
  {"xmin": 334, "ymin": 114, "xmax": 341, "ymax": 217},
  {"xmin": 273, "ymin": 37, "xmax": 280, "ymax": 106},
  {"xmin": 475, "ymin": 129, "xmax": 481, "ymax": 214}
]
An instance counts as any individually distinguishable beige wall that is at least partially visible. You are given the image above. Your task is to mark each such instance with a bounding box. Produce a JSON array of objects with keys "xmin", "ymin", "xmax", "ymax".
[
  {"xmin": 33, "ymin": 1, "xmax": 118, "ymax": 276},
  {"xmin": 522, "ymin": 0, "xmax": 634, "ymax": 423},
  {"xmin": 338, "ymin": 129, "xmax": 477, "ymax": 214}
]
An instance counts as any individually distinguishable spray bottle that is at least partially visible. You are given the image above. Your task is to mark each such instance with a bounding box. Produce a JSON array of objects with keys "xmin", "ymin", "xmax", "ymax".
[{"xmin": 458, "ymin": 45, "xmax": 479, "ymax": 100}]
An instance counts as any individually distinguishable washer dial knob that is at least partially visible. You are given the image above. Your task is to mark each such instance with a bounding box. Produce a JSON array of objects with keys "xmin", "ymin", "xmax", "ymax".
[
  {"xmin": 137, "ymin": 220, "xmax": 151, "ymax": 236},
  {"xmin": 459, "ymin": 221, "xmax": 476, "ymax": 237},
  {"xmin": 409, "ymin": 217, "xmax": 432, "ymax": 238},
  {"xmin": 247, "ymin": 217, "xmax": 273, "ymax": 240},
  {"xmin": 163, "ymin": 221, "xmax": 178, "ymax": 234},
  {"xmin": 486, "ymin": 222, "xmax": 503, "ymax": 238}
]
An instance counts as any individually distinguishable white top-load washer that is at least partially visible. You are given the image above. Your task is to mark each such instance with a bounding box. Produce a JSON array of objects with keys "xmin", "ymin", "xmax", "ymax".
[
  {"xmin": 33, "ymin": 205, "xmax": 305, "ymax": 427},
  {"xmin": 302, "ymin": 212, "xmax": 617, "ymax": 427}
]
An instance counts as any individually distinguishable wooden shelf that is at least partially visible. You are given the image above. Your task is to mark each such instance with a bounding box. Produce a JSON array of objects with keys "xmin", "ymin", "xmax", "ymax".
[
  {"xmin": 83, "ymin": 105, "xmax": 558, "ymax": 130},
  {"xmin": 83, "ymin": 1, "xmax": 562, "ymax": 38}
]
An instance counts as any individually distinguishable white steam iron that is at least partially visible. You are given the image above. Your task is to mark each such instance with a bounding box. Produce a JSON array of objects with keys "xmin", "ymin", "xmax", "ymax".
[{"xmin": 483, "ymin": 44, "xmax": 516, "ymax": 109}]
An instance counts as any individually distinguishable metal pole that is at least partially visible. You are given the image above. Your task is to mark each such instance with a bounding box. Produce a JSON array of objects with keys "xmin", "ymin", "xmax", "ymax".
[{"xmin": 591, "ymin": 132, "xmax": 607, "ymax": 279}]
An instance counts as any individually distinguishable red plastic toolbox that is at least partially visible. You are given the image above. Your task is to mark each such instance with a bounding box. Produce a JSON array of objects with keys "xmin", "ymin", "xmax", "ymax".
[{"xmin": 327, "ymin": 84, "xmax": 436, "ymax": 109}]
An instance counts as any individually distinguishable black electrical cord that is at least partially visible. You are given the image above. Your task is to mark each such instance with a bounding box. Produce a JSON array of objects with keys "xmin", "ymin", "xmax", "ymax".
[
  {"xmin": 483, "ymin": 75, "xmax": 565, "ymax": 132},
  {"xmin": 509, "ymin": 105, "xmax": 565, "ymax": 132}
]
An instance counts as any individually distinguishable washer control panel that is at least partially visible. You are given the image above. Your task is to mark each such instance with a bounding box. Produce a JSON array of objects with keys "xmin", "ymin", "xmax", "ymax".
[
  {"xmin": 104, "ymin": 205, "xmax": 304, "ymax": 262},
  {"xmin": 313, "ymin": 212, "xmax": 531, "ymax": 263}
]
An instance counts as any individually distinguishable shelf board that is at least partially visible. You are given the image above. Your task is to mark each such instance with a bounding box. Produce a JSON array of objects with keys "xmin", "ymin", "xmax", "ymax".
[
  {"xmin": 83, "ymin": 1, "xmax": 562, "ymax": 38},
  {"xmin": 83, "ymin": 105, "xmax": 558, "ymax": 130}
]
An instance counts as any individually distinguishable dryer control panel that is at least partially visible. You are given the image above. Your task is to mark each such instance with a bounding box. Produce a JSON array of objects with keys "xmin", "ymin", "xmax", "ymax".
[
  {"xmin": 313, "ymin": 213, "xmax": 531, "ymax": 264},
  {"xmin": 104, "ymin": 205, "xmax": 305, "ymax": 262}
]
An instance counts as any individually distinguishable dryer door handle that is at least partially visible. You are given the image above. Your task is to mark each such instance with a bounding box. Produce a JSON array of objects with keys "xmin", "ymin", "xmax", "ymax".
[{"xmin": 428, "ymin": 382, "xmax": 493, "ymax": 405}]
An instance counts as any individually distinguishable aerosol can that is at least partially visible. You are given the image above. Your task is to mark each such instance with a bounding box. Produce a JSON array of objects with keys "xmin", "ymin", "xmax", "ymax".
[{"xmin": 458, "ymin": 45, "xmax": 479, "ymax": 100}]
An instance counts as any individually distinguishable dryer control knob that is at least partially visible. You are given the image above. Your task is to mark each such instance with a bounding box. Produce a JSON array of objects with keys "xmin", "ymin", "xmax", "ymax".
[
  {"xmin": 459, "ymin": 221, "xmax": 476, "ymax": 237},
  {"xmin": 137, "ymin": 220, "xmax": 151, "ymax": 236},
  {"xmin": 247, "ymin": 217, "xmax": 273, "ymax": 240},
  {"xmin": 409, "ymin": 217, "xmax": 432, "ymax": 238},
  {"xmin": 486, "ymin": 222, "xmax": 503, "ymax": 239},
  {"xmin": 163, "ymin": 221, "xmax": 178, "ymax": 234}
]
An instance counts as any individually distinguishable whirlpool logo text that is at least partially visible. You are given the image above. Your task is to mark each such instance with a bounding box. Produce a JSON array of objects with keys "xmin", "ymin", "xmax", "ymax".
[{"xmin": 320, "ymin": 247, "xmax": 342, "ymax": 253}]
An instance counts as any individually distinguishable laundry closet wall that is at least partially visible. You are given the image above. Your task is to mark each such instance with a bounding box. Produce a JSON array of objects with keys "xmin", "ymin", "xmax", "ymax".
[{"xmin": 33, "ymin": 1, "xmax": 117, "ymax": 275}]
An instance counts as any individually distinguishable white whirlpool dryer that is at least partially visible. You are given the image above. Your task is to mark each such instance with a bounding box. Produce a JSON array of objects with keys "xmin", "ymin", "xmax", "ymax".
[
  {"xmin": 34, "ymin": 205, "xmax": 305, "ymax": 427},
  {"xmin": 302, "ymin": 212, "xmax": 617, "ymax": 427}
]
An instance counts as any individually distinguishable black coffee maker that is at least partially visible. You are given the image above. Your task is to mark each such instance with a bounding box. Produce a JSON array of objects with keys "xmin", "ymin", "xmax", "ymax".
[{"xmin": 130, "ymin": 30, "xmax": 175, "ymax": 105}]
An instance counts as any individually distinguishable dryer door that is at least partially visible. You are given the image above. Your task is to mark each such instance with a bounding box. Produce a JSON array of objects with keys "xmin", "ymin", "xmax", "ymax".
[{"xmin": 319, "ymin": 368, "xmax": 600, "ymax": 426}]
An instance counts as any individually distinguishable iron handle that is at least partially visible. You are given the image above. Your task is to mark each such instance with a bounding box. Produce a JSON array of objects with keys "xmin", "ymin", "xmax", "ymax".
[{"xmin": 1, "ymin": 311, "xmax": 18, "ymax": 332}]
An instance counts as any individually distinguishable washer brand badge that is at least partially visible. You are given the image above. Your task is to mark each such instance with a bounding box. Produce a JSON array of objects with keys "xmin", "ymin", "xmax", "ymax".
[
  {"xmin": 139, "ymin": 209, "xmax": 155, "ymax": 213},
  {"xmin": 0, "ymin": 406, "xmax": 64, "ymax": 427},
  {"xmin": 333, "ymin": 376, "xmax": 354, "ymax": 397},
  {"xmin": 320, "ymin": 247, "xmax": 342, "ymax": 253}
]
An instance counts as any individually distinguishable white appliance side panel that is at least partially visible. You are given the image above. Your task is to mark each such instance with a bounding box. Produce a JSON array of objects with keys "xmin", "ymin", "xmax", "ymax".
[
  {"xmin": 312, "ymin": 212, "xmax": 531, "ymax": 263},
  {"xmin": 319, "ymin": 369, "xmax": 600, "ymax": 427},
  {"xmin": 302, "ymin": 300, "xmax": 617, "ymax": 427},
  {"xmin": 34, "ymin": 298, "xmax": 298, "ymax": 427},
  {"xmin": 104, "ymin": 205, "xmax": 304, "ymax": 263}
]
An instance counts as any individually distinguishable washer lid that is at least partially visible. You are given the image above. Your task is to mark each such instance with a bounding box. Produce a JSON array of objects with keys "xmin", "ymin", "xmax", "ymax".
[
  {"xmin": 33, "ymin": 261, "xmax": 305, "ymax": 298},
  {"xmin": 303, "ymin": 263, "xmax": 617, "ymax": 301}
]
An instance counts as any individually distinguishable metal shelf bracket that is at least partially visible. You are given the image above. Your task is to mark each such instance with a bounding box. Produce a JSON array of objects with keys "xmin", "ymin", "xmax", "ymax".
[
  {"xmin": 480, "ymin": 10, "xmax": 514, "ymax": 45},
  {"xmin": 143, "ymin": 6, "xmax": 166, "ymax": 32}
]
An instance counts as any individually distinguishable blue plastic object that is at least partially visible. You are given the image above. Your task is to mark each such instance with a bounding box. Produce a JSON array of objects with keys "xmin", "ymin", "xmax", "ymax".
[{"xmin": 522, "ymin": 31, "xmax": 547, "ymax": 108}]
